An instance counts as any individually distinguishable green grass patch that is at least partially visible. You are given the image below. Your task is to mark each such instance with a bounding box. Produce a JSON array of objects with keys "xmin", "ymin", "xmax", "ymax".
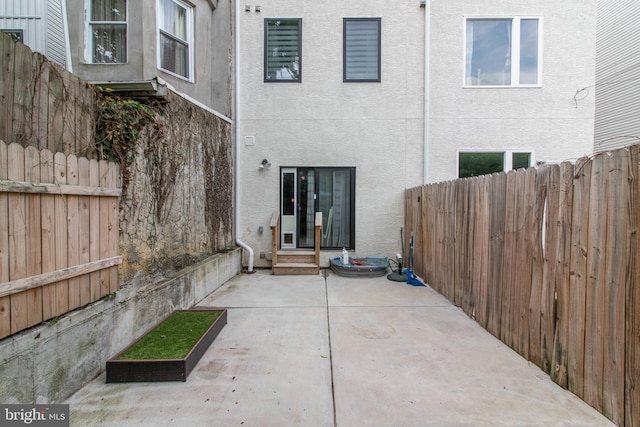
[{"xmin": 117, "ymin": 310, "xmax": 222, "ymax": 360}]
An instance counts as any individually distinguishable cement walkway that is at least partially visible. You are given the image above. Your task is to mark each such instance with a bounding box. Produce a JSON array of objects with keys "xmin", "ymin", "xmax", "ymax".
[{"xmin": 65, "ymin": 270, "xmax": 616, "ymax": 427}]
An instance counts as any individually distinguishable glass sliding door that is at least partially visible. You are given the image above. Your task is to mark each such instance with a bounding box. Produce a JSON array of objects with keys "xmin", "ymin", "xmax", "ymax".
[{"xmin": 281, "ymin": 167, "xmax": 355, "ymax": 250}]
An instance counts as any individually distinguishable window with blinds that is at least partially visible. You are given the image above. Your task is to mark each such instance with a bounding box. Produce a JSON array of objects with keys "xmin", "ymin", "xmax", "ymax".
[
  {"xmin": 343, "ymin": 18, "xmax": 381, "ymax": 82},
  {"xmin": 264, "ymin": 19, "xmax": 301, "ymax": 82},
  {"xmin": 88, "ymin": 0, "xmax": 127, "ymax": 63}
]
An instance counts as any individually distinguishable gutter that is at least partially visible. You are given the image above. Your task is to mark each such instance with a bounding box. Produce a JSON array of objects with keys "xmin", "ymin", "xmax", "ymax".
[
  {"xmin": 233, "ymin": 0, "xmax": 254, "ymax": 272},
  {"xmin": 422, "ymin": 0, "xmax": 431, "ymax": 184}
]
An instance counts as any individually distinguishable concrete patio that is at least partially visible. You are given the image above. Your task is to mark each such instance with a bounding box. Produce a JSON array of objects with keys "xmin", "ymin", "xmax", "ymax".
[{"xmin": 65, "ymin": 269, "xmax": 616, "ymax": 426}]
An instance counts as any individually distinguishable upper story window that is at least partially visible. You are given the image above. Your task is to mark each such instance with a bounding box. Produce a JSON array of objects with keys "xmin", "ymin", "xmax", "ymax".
[
  {"xmin": 158, "ymin": 0, "xmax": 193, "ymax": 80},
  {"xmin": 264, "ymin": 19, "xmax": 301, "ymax": 82},
  {"xmin": 465, "ymin": 17, "xmax": 541, "ymax": 87},
  {"xmin": 343, "ymin": 18, "xmax": 381, "ymax": 82},
  {"xmin": 87, "ymin": 0, "xmax": 127, "ymax": 63}
]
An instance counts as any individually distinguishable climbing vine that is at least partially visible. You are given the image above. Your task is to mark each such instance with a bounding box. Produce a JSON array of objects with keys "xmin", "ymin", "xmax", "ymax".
[{"xmin": 94, "ymin": 87, "xmax": 162, "ymax": 191}]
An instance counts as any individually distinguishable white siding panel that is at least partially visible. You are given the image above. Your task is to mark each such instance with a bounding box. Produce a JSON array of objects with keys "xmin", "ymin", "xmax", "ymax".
[
  {"xmin": 0, "ymin": 0, "xmax": 46, "ymax": 54},
  {"xmin": 594, "ymin": 0, "xmax": 640, "ymax": 151},
  {"xmin": 46, "ymin": 0, "xmax": 67, "ymax": 67}
]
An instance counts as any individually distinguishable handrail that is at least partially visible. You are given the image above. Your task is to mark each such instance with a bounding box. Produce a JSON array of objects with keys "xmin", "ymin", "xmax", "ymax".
[{"xmin": 270, "ymin": 211, "xmax": 279, "ymax": 266}]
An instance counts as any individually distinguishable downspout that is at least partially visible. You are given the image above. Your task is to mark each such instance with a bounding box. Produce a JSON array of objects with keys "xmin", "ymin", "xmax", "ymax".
[
  {"xmin": 422, "ymin": 0, "xmax": 431, "ymax": 184},
  {"xmin": 234, "ymin": 0, "xmax": 254, "ymax": 272}
]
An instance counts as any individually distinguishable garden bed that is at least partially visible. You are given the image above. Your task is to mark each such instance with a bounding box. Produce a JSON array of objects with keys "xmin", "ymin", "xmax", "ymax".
[{"xmin": 106, "ymin": 308, "xmax": 227, "ymax": 382}]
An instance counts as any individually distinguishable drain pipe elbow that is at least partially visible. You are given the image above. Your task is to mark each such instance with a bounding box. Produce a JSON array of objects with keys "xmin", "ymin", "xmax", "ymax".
[{"xmin": 234, "ymin": 0, "xmax": 254, "ymax": 272}]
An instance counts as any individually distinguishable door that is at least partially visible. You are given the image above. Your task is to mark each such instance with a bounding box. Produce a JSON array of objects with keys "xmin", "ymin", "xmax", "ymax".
[{"xmin": 280, "ymin": 167, "xmax": 355, "ymax": 250}]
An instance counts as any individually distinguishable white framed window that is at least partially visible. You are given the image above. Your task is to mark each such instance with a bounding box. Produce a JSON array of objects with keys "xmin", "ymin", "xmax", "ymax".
[
  {"xmin": 343, "ymin": 18, "xmax": 381, "ymax": 82},
  {"xmin": 457, "ymin": 150, "xmax": 534, "ymax": 178},
  {"xmin": 464, "ymin": 17, "xmax": 541, "ymax": 87},
  {"xmin": 86, "ymin": 0, "xmax": 127, "ymax": 63},
  {"xmin": 264, "ymin": 18, "xmax": 302, "ymax": 82},
  {"xmin": 158, "ymin": 0, "xmax": 194, "ymax": 81}
]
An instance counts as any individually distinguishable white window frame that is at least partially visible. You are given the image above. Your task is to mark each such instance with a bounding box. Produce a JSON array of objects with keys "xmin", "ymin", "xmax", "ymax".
[
  {"xmin": 157, "ymin": 0, "xmax": 194, "ymax": 82},
  {"xmin": 85, "ymin": 0, "xmax": 128, "ymax": 64},
  {"xmin": 456, "ymin": 149, "xmax": 536, "ymax": 178},
  {"xmin": 463, "ymin": 16, "xmax": 543, "ymax": 88}
]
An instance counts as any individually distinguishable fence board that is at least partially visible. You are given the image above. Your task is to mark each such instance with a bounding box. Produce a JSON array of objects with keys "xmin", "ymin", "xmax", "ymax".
[
  {"xmin": 67, "ymin": 155, "xmax": 80, "ymax": 310},
  {"xmin": 78, "ymin": 157, "xmax": 91, "ymax": 306},
  {"xmin": 40, "ymin": 148, "xmax": 56, "ymax": 320},
  {"xmin": 89, "ymin": 159, "xmax": 101, "ymax": 301},
  {"xmin": 107, "ymin": 162, "xmax": 119, "ymax": 293},
  {"xmin": 24, "ymin": 146, "xmax": 42, "ymax": 328},
  {"xmin": 550, "ymin": 162, "xmax": 574, "ymax": 388},
  {"xmin": 626, "ymin": 145, "xmax": 640, "ymax": 427},
  {"xmin": 472, "ymin": 176, "xmax": 490, "ymax": 328},
  {"xmin": 603, "ymin": 150, "xmax": 628, "ymax": 425},
  {"xmin": 53, "ymin": 152, "xmax": 69, "ymax": 317},
  {"xmin": 0, "ymin": 143, "xmax": 9, "ymax": 338},
  {"xmin": 568, "ymin": 156, "xmax": 592, "ymax": 398},
  {"xmin": 584, "ymin": 153, "xmax": 608, "ymax": 412},
  {"xmin": 0, "ymin": 34, "xmax": 15, "ymax": 145},
  {"xmin": 8, "ymin": 144, "xmax": 28, "ymax": 334},
  {"xmin": 487, "ymin": 173, "xmax": 506, "ymax": 338},
  {"xmin": 500, "ymin": 171, "xmax": 517, "ymax": 348}
]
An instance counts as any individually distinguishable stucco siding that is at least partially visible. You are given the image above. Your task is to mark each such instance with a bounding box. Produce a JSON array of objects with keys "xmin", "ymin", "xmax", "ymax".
[
  {"xmin": 428, "ymin": 0, "xmax": 596, "ymax": 182},
  {"xmin": 239, "ymin": 0, "xmax": 596, "ymax": 267},
  {"xmin": 239, "ymin": 0, "xmax": 425, "ymax": 265}
]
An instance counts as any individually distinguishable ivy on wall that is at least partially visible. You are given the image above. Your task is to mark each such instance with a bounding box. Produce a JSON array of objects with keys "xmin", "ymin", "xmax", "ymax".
[{"xmin": 94, "ymin": 87, "xmax": 162, "ymax": 191}]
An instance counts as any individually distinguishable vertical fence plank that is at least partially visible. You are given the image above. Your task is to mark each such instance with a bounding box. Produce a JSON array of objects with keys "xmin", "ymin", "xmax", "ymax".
[
  {"xmin": 584, "ymin": 152, "xmax": 608, "ymax": 412},
  {"xmin": 89, "ymin": 159, "xmax": 101, "ymax": 301},
  {"xmin": 0, "ymin": 141, "xmax": 10, "ymax": 338},
  {"xmin": 40, "ymin": 149, "xmax": 56, "ymax": 320},
  {"xmin": 501, "ymin": 171, "xmax": 518, "ymax": 348},
  {"xmin": 529, "ymin": 166, "xmax": 549, "ymax": 368},
  {"xmin": 0, "ymin": 37, "xmax": 15, "ymax": 144},
  {"xmin": 626, "ymin": 145, "xmax": 640, "ymax": 427},
  {"xmin": 602, "ymin": 149, "xmax": 628, "ymax": 425},
  {"xmin": 550, "ymin": 162, "xmax": 574, "ymax": 388},
  {"xmin": 66, "ymin": 155, "xmax": 80, "ymax": 310},
  {"xmin": 107, "ymin": 163, "xmax": 119, "ymax": 293},
  {"xmin": 472, "ymin": 176, "xmax": 491, "ymax": 328},
  {"xmin": 24, "ymin": 146, "xmax": 43, "ymax": 328},
  {"xmin": 53, "ymin": 151, "xmax": 69, "ymax": 316},
  {"xmin": 35, "ymin": 60, "xmax": 50, "ymax": 151},
  {"xmin": 568, "ymin": 156, "xmax": 592, "ymax": 399},
  {"xmin": 421, "ymin": 185, "xmax": 433, "ymax": 284},
  {"xmin": 487, "ymin": 172, "xmax": 506, "ymax": 338},
  {"xmin": 78, "ymin": 157, "xmax": 91, "ymax": 306},
  {"xmin": 99, "ymin": 160, "xmax": 111, "ymax": 297},
  {"xmin": 8, "ymin": 143, "xmax": 28, "ymax": 333}
]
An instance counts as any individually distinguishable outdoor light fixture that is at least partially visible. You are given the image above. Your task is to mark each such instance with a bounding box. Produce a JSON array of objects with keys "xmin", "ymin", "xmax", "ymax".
[{"xmin": 260, "ymin": 159, "xmax": 272, "ymax": 169}]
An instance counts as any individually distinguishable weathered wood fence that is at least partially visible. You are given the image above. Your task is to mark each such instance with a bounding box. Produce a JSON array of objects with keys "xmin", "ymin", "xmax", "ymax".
[
  {"xmin": 405, "ymin": 145, "xmax": 639, "ymax": 427},
  {"xmin": 0, "ymin": 141, "xmax": 121, "ymax": 339},
  {"xmin": 0, "ymin": 32, "xmax": 97, "ymax": 159}
]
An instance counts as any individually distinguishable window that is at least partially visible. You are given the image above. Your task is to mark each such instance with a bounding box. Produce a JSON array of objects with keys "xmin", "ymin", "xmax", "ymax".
[
  {"xmin": 465, "ymin": 17, "xmax": 540, "ymax": 87},
  {"xmin": 158, "ymin": 0, "xmax": 193, "ymax": 80},
  {"xmin": 87, "ymin": 0, "xmax": 127, "ymax": 63},
  {"xmin": 458, "ymin": 151, "xmax": 532, "ymax": 178},
  {"xmin": 264, "ymin": 19, "xmax": 301, "ymax": 82},
  {"xmin": 343, "ymin": 18, "xmax": 381, "ymax": 82},
  {"xmin": 1, "ymin": 29, "xmax": 23, "ymax": 43}
]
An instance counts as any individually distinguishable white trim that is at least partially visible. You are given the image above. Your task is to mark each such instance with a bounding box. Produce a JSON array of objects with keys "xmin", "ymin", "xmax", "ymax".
[
  {"xmin": 60, "ymin": 0, "xmax": 73, "ymax": 72},
  {"xmin": 463, "ymin": 16, "xmax": 543, "ymax": 88},
  {"xmin": 423, "ymin": 0, "xmax": 431, "ymax": 184}
]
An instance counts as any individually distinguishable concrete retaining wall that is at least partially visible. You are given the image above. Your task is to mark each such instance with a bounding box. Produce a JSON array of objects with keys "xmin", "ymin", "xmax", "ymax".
[{"xmin": 0, "ymin": 248, "xmax": 241, "ymax": 404}]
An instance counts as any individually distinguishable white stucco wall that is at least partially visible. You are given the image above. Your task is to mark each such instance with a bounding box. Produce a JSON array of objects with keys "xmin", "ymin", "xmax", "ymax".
[
  {"xmin": 238, "ymin": 0, "xmax": 426, "ymax": 266},
  {"xmin": 428, "ymin": 0, "xmax": 596, "ymax": 182},
  {"xmin": 238, "ymin": 0, "xmax": 596, "ymax": 268}
]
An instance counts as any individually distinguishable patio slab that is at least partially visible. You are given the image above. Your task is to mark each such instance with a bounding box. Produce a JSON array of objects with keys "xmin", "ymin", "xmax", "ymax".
[{"xmin": 64, "ymin": 269, "xmax": 615, "ymax": 427}]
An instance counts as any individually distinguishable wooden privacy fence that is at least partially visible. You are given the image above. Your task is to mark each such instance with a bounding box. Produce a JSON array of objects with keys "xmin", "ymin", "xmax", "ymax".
[
  {"xmin": 405, "ymin": 145, "xmax": 640, "ymax": 427},
  {"xmin": 0, "ymin": 141, "xmax": 121, "ymax": 339}
]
